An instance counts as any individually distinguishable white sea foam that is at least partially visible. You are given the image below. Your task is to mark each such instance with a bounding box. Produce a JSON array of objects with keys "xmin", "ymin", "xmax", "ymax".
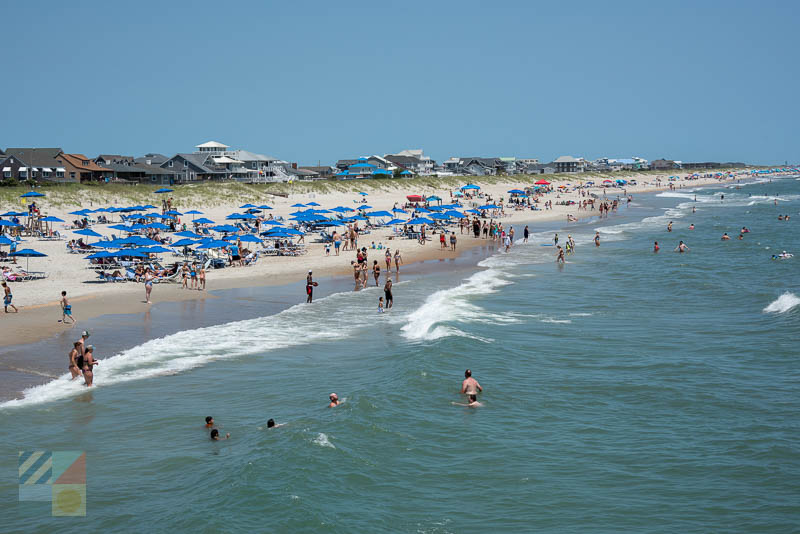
[
  {"xmin": 313, "ymin": 433, "xmax": 335, "ymax": 449},
  {"xmin": 1, "ymin": 291, "xmax": 373, "ymax": 409},
  {"xmin": 540, "ymin": 318, "xmax": 572, "ymax": 324},
  {"xmin": 401, "ymin": 269, "xmax": 510, "ymax": 342},
  {"xmin": 763, "ymin": 292, "xmax": 800, "ymax": 314},
  {"xmin": 569, "ymin": 312, "xmax": 593, "ymax": 317}
]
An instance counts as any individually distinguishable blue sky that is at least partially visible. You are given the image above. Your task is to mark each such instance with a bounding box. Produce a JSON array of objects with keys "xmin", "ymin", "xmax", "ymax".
[{"xmin": 1, "ymin": 0, "xmax": 798, "ymax": 165}]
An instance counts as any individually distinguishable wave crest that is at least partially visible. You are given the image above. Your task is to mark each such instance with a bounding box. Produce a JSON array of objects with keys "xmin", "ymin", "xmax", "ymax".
[{"xmin": 763, "ymin": 292, "xmax": 800, "ymax": 314}]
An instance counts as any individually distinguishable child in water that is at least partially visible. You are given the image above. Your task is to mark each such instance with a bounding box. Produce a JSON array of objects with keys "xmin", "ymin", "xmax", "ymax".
[{"xmin": 378, "ymin": 296, "xmax": 385, "ymax": 313}]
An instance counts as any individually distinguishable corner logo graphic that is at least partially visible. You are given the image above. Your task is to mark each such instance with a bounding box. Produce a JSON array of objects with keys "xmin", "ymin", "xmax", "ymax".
[{"xmin": 18, "ymin": 451, "xmax": 86, "ymax": 516}]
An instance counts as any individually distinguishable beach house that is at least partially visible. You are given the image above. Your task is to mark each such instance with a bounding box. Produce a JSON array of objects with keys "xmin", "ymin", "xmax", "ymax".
[
  {"xmin": 553, "ymin": 155, "xmax": 586, "ymax": 173},
  {"xmin": 3, "ymin": 148, "xmax": 74, "ymax": 183},
  {"xmin": 161, "ymin": 141, "xmax": 292, "ymax": 183}
]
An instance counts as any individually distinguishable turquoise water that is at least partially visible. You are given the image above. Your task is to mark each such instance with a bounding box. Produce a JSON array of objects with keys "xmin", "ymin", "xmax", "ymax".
[{"xmin": 2, "ymin": 177, "xmax": 799, "ymax": 532}]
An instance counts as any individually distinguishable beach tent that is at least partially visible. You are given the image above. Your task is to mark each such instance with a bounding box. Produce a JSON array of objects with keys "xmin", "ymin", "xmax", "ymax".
[
  {"xmin": 460, "ymin": 184, "xmax": 480, "ymax": 190},
  {"xmin": 154, "ymin": 188, "xmax": 173, "ymax": 194},
  {"xmin": 535, "ymin": 179, "xmax": 550, "ymax": 185},
  {"xmin": 406, "ymin": 195, "xmax": 423, "ymax": 202},
  {"xmin": 20, "ymin": 191, "xmax": 45, "ymax": 198}
]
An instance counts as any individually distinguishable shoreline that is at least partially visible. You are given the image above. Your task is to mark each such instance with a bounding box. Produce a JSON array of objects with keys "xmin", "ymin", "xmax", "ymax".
[{"xmin": 0, "ymin": 171, "xmax": 770, "ymax": 349}]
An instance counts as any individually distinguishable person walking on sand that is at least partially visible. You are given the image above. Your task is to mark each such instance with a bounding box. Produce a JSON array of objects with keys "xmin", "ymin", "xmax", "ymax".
[
  {"xmin": 439, "ymin": 232, "xmax": 447, "ymax": 249},
  {"xmin": 384, "ymin": 278, "xmax": 393, "ymax": 309},
  {"xmin": 2, "ymin": 282, "xmax": 17, "ymax": 313},
  {"xmin": 394, "ymin": 250, "xmax": 403, "ymax": 274},
  {"xmin": 144, "ymin": 268, "xmax": 154, "ymax": 304},
  {"xmin": 60, "ymin": 290, "xmax": 75, "ymax": 324},
  {"xmin": 461, "ymin": 369, "xmax": 483, "ymax": 399}
]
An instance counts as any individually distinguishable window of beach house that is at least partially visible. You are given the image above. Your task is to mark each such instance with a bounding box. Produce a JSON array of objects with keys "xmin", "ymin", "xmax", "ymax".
[
  {"xmin": 3, "ymin": 170, "xmax": 10, "ymax": 178},
  {"xmin": 184, "ymin": 160, "xmax": 188, "ymax": 167},
  {"xmin": 57, "ymin": 170, "xmax": 64, "ymax": 178},
  {"xmin": 169, "ymin": 160, "xmax": 174, "ymax": 167},
  {"xmin": 70, "ymin": 172, "xmax": 76, "ymax": 179}
]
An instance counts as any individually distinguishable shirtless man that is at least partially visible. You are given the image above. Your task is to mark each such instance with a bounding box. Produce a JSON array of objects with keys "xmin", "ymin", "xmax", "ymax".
[
  {"xmin": 461, "ymin": 369, "xmax": 482, "ymax": 399},
  {"xmin": 60, "ymin": 291, "xmax": 75, "ymax": 325},
  {"xmin": 676, "ymin": 241, "xmax": 690, "ymax": 253},
  {"xmin": 721, "ymin": 233, "xmax": 731, "ymax": 240},
  {"xmin": 306, "ymin": 270, "xmax": 317, "ymax": 303}
]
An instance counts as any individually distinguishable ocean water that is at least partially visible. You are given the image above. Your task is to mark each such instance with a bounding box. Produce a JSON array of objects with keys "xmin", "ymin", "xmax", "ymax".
[{"xmin": 2, "ymin": 177, "xmax": 799, "ymax": 532}]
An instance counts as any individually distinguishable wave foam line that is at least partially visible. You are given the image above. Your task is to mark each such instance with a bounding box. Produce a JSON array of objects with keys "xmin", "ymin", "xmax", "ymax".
[
  {"xmin": 401, "ymin": 269, "xmax": 511, "ymax": 342},
  {"xmin": 763, "ymin": 292, "xmax": 800, "ymax": 314}
]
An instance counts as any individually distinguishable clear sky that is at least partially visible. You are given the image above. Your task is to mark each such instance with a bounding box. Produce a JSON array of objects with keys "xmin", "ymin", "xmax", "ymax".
[{"xmin": 1, "ymin": 0, "xmax": 798, "ymax": 165}]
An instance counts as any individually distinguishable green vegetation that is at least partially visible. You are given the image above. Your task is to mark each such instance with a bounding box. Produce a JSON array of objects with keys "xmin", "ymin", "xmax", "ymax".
[{"xmin": 0, "ymin": 168, "xmax": 752, "ymax": 210}]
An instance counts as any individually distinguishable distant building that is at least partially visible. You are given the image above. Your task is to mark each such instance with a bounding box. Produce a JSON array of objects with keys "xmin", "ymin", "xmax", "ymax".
[
  {"xmin": 442, "ymin": 157, "xmax": 500, "ymax": 176},
  {"xmin": 134, "ymin": 153, "xmax": 169, "ymax": 166},
  {"xmin": 552, "ymin": 155, "xmax": 586, "ymax": 173},
  {"xmin": 386, "ymin": 149, "xmax": 435, "ymax": 175},
  {"xmin": 649, "ymin": 158, "xmax": 679, "ymax": 170},
  {"xmin": 161, "ymin": 141, "xmax": 292, "ymax": 183},
  {"xmin": 3, "ymin": 148, "xmax": 74, "ymax": 183},
  {"xmin": 95, "ymin": 155, "xmax": 135, "ymax": 166},
  {"xmin": 298, "ymin": 166, "xmax": 337, "ymax": 179},
  {"xmin": 57, "ymin": 153, "xmax": 111, "ymax": 182}
]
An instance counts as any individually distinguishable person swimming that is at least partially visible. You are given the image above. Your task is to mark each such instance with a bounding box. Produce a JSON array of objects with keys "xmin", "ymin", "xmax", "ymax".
[
  {"xmin": 210, "ymin": 429, "xmax": 230, "ymax": 440},
  {"xmin": 328, "ymin": 393, "xmax": 340, "ymax": 408}
]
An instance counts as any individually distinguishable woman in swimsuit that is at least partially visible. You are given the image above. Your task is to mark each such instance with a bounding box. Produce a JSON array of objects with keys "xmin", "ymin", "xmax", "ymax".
[
  {"xmin": 198, "ymin": 265, "xmax": 206, "ymax": 290},
  {"xmin": 385, "ymin": 249, "xmax": 391, "ymax": 271},
  {"xmin": 394, "ymin": 250, "xmax": 402, "ymax": 273},
  {"xmin": 181, "ymin": 263, "xmax": 189, "ymax": 289},
  {"xmin": 68, "ymin": 342, "xmax": 81, "ymax": 379},
  {"xmin": 144, "ymin": 268, "xmax": 154, "ymax": 304},
  {"xmin": 80, "ymin": 345, "xmax": 98, "ymax": 387},
  {"xmin": 373, "ymin": 260, "xmax": 381, "ymax": 286},
  {"xmin": 190, "ymin": 263, "xmax": 198, "ymax": 290}
]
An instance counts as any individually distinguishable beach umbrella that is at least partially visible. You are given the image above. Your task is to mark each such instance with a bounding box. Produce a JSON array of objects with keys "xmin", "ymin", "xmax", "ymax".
[
  {"xmin": 445, "ymin": 210, "xmax": 465, "ymax": 218},
  {"xmin": 138, "ymin": 246, "xmax": 172, "ymax": 254},
  {"xmin": 257, "ymin": 205, "xmax": 273, "ymax": 210},
  {"xmin": 427, "ymin": 206, "xmax": 443, "ymax": 212},
  {"xmin": 211, "ymin": 225, "xmax": 238, "ymax": 233},
  {"xmin": 74, "ymin": 228, "xmax": 102, "ymax": 238},
  {"xmin": 226, "ymin": 213, "xmax": 245, "ymax": 219},
  {"xmin": 144, "ymin": 222, "xmax": 170, "ymax": 230},
  {"xmin": 416, "ymin": 207, "xmax": 431, "ymax": 213},
  {"xmin": 185, "ymin": 209, "xmax": 203, "ymax": 215},
  {"xmin": 430, "ymin": 213, "xmax": 450, "ymax": 220},
  {"xmin": 2, "ymin": 211, "xmax": 27, "ymax": 217},
  {"xmin": 225, "ymin": 234, "xmax": 262, "ymax": 243},
  {"xmin": 172, "ymin": 238, "xmax": 198, "ymax": 247},
  {"xmin": 291, "ymin": 203, "xmax": 306, "ymax": 208},
  {"xmin": 508, "ymin": 189, "xmax": 525, "ymax": 194},
  {"xmin": 386, "ymin": 218, "xmax": 407, "ymax": 225},
  {"xmin": 175, "ymin": 231, "xmax": 204, "ymax": 239},
  {"xmin": 193, "ymin": 218, "xmax": 215, "ymax": 225},
  {"xmin": 260, "ymin": 220, "xmax": 283, "ymax": 226},
  {"xmin": 478, "ymin": 204, "xmax": 501, "ymax": 210},
  {"xmin": 407, "ymin": 217, "xmax": 434, "ymax": 225},
  {"xmin": 0, "ymin": 220, "xmax": 21, "ymax": 227},
  {"xmin": 20, "ymin": 191, "xmax": 45, "ymax": 198},
  {"xmin": 329, "ymin": 206, "xmax": 352, "ymax": 213},
  {"xmin": 356, "ymin": 205, "xmax": 372, "ymax": 210},
  {"xmin": 466, "ymin": 209, "xmax": 481, "ymax": 215},
  {"xmin": 84, "ymin": 251, "xmax": 114, "ymax": 260},
  {"xmin": 240, "ymin": 203, "xmax": 256, "ymax": 209},
  {"xmin": 122, "ymin": 236, "xmax": 161, "ymax": 246},
  {"xmin": 366, "ymin": 210, "xmax": 393, "ymax": 218},
  {"xmin": 67, "ymin": 209, "xmax": 89, "ymax": 216},
  {"xmin": 306, "ymin": 202, "xmax": 321, "ymax": 207},
  {"xmin": 460, "ymin": 184, "xmax": 480, "ymax": 190},
  {"xmin": 0, "ymin": 236, "xmax": 15, "ymax": 245},
  {"xmin": 12, "ymin": 247, "xmax": 47, "ymax": 270},
  {"xmin": 358, "ymin": 192, "xmax": 368, "ymax": 196},
  {"xmin": 391, "ymin": 208, "xmax": 408, "ymax": 214},
  {"xmin": 111, "ymin": 250, "xmax": 148, "ymax": 258},
  {"xmin": 154, "ymin": 188, "xmax": 173, "ymax": 194}
]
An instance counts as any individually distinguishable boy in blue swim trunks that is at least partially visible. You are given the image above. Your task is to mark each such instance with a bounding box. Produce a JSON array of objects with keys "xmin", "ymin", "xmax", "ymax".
[{"xmin": 61, "ymin": 290, "xmax": 75, "ymax": 325}]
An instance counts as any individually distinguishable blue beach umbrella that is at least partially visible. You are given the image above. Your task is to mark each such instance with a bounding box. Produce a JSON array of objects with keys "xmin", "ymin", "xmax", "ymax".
[
  {"xmin": 2, "ymin": 211, "xmax": 27, "ymax": 217},
  {"xmin": 466, "ymin": 209, "xmax": 481, "ymax": 215},
  {"xmin": 165, "ymin": 210, "xmax": 183, "ymax": 216},
  {"xmin": 154, "ymin": 188, "xmax": 173, "ymax": 194},
  {"xmin": 172, "ymin": 239, "xmax": 198, "ymax": 247},
  {"xmin": 240, "ymin": 203, "xmax": 256, "ymax": 209},
  {"xmin": 211, "ymin": 225, "xmax": 238, "ymax": 233},
  {"xmin": 193, "ymin": 218, "xmax": 215, "ymax": 225},
  {"xmin": 430, "ymin": 213, "xmax": 450, "ymax": 220},
  {"xmin": 40, "ymin": 216, "xmax": 64, "ymax": 222},
  {"xmin": 366, "ymin": 210, "xmax": 393, "ymax": 218},
  {"xmin": 260, "ymin": 220, "xmax": 283, "ymax": 226},
  {"xmin": 306, "ymin": 202, "xmax": 321, "ymax": 207},
  {"xmin": 386, "ymin": 218, "xmax": 407, "ymax": 225},
  {"xmin": 137, "ymin": 246, "xmax": 172, "ymax": 254},
  {"xmin": 257, "ymin": 205, "xmax": 273, "ymax": 210},
  {"xmin": 12, "ymin": 247, "xmax": 47, "ymax": 270},
  {"xmin": 196, "ymin": 240, "xmax": 230, "ymax": 249},
  {"xmin": 185, "ymin": 209, "xmax": 203, "ymax": 215},
  {"xmin": 20, "ymin": 191, "xmax": 45, "ymax": 198},
  {"xmin": 460, "ymin": 184, "xmax": 480, "ymax": 190},
  {"xmin": 407, "ymin": 217, "xmax": 434, "ymax": 225},
  {"xmin": 85, "ymin": 250, "xmax": 114, "ymax": 260},
  {"xmin": 356, "ymin": 205, "xmax": 372, "ymax": 210},
  {"xmin": 358, "ymin": 192, "xmax": 368, "ymax": 196},
  {"xmin": 0, "ymin": 220, "xmax": 21, "ymax": 227},
  {"xmin": 445, "ymin": 210, "xmax": 465, "ymax": 218},
  {"xmin": 144, "ymin": 222, "xmax": 170, "ymax": 230},
  {"xmin": 392, "ymin": 208, "xmax": 408, "ymax": 214},
  {"xmin": 0, "ymin": 236, "xmax": 15, "ymax": 245},
  {"xmin": 74, "ymin": 228, "xmax": 102, "ymax": 237},
  {"xmin": 175, "ymin": 231, "xmax": 204, "ymax": 239},
  {"xmin": 291, "ymin": 203, "xmax": 306, "ymax": 208},
  {"xmin": 225, "ymin": 234, "xmax": 262, "ymax": 243},
  {"xmin": 507, "ymin": 189, "xmax": 526, "ymax": 194}
]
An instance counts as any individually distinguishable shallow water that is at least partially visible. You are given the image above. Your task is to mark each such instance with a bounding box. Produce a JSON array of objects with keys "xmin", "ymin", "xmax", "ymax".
[{"xmin": 2, "ymin": 177, "xmax": 799, "ymax": 532}]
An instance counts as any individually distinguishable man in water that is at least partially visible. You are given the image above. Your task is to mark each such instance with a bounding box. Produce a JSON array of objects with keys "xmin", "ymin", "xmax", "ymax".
[
  {"xmin": 60, "ymin": 290, "xmax": 75, "ymax": 325},
  {"xmin": 384, "ymin": 278, "xmax": 393, "ymax": 309},
  {"xmin": 328, "ymin": 393, "xmax": 340, "ymax": 408},
  {"xmin": 676, "ymin": 241, "xmax": 690, "ymax": 253},
  {"xmin": 266, "ymin": 419, "xmax": 285, "ymax": 429},
  {"xmin": 205, "ymin": 416, "xmax": 215, "ymax": 429},
  {"xmin": 721, "ymin": 233, "xmax": 731, "ymax": 240},
  {"xmin": 568, "ymin": 235, "xmax": 575, "ymax": 254},
  {"xmin": 523, "ymin": 225, "xmax": 529, "ymax": 243},
  {"xmin": 461, "ymin": 369, "xmax": 482, "ymax": 400},
  {"xmin": 306, "ymin": 270, "xmax": 317, "ymax": 303},
  {"xmin": 76, "ymin": 330, "xmax": 90, "ymax": 358}
]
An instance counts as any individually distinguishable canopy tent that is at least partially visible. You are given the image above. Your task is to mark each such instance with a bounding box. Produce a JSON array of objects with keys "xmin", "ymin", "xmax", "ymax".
[
  {"xmin": 154, "ymin": 188, "xmax": 173, "ymax": 194},
  {"xmin": 21, "ymin": 191, "xmax": 46, "ymax": 198},
  {"xmin": 535, "ymin": 179, "xmax": 551, "ymax": 185},
  {"xmin": 460, "ymin": 184, "xmax": 480, "ymax": 190}
]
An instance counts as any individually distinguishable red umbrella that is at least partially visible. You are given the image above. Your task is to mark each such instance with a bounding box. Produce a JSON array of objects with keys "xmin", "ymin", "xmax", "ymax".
[
  {"xmin": 535, "ymin": 179, "xmax": 550, "ymax": 185},
  {"xmin": 406, "ymin": 194, "xmax": 423, "ymax": 202}
]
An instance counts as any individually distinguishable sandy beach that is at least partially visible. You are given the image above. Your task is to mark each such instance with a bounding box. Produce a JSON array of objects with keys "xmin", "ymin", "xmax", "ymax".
[{"xmin": 0, "ymin": 170, "xmax": 756, "ymax": 346}]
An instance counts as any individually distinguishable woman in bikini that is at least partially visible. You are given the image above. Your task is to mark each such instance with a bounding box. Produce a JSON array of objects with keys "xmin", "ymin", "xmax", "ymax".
[
  {"xmin": 198, "ymin": 265, "xmax": 206, "ymax": 290},
  {"xmin": 68, "ymin": 342, "xmax": 81, "ymax": 379},
  {"xmin": 372, "ymin": 260, "xmax": 381, "ymax": 287},
  {"xmin": 190, "ymin": 263, "xmax": 198, "ymax": 290}
]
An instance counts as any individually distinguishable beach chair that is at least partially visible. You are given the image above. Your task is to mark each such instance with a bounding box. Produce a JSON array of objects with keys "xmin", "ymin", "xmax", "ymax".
[
  {"xmin": 14, "ymin": 268, "xmax": 48, "ymax": 281},
  {"xmin": 243, "ymin": 251, "xmax": 260, "ymax": 266}
]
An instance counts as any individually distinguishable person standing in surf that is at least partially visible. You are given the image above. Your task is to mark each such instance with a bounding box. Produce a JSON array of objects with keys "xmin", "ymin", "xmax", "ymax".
[
  {"xmin": 384, "ymin": 278, "xmax": 393, "ymax": 309},
  {"xmin": 306, "ymin": 270, "xmax": 318, "ymax": 303},
  {"xmin": 594, "ymin": 232, "xmax": 601, "ymax": 247},
  {"xmin": 461, "ymin": 369, "xmax": 483, "ymax": 400},
  {"xmin": 523, "ymin": 225, "xmax": 529, "ymax": 243}
]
